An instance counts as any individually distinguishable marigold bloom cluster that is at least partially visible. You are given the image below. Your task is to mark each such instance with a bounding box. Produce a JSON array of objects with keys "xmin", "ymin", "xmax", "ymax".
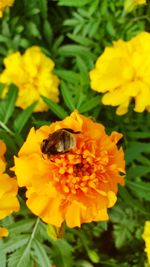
[
  {"xmin": 142, "ymin": 221, "xmax": 150, "ymax": 264},
  {"xmin": 90, "ymin": 31, "xmax": 150, "ymax": 115},
  {"xmin": 124, "ymin": 0, "xmax": 146, "ymax": 12},
  {"xmin": 0, "ymin": 140, "xmax": 19, "ymax": 237},
  {"xmin": 0, "ymin": 0, "xmax": 14, "ymax": 17},
  {"xmin": 13, "ymin": 111, "xmax": 125, "ymax": 228},
  {"xmin": 0, "ymin": 46, "xmax": 60, "ymax": 112}
]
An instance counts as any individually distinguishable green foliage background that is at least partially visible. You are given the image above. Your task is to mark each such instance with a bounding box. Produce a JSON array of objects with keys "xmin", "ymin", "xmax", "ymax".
[{"xmin": 0, "ymin": 0, "xmax": 150, "ymax": 266}]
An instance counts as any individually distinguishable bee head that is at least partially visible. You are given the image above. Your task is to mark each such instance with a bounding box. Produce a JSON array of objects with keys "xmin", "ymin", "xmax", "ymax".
[{"xmin": 41, "ymin": 139, "xmax": 49, "ymax": 154}]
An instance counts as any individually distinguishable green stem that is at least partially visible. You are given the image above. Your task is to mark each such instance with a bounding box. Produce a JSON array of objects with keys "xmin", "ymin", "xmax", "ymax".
[{"xmin": 0, "ymin": 121, "xmax": 15, "ymax": 136}]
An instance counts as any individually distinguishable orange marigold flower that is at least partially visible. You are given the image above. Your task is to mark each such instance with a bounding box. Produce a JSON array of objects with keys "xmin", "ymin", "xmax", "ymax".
[
  {"xmin": 89, "ymin": 31, "xmax": 150, "ymax": 115},
  {"xmin": 0, "ymin": 140, "xmax": 20, "ymax": 236},
  {"xmin": 0, "ymin": 0, "xmax": 14, "ymax": 17},
  {"xmin": 13, "ymin": 111, "xmax": 125, "ymax": 228}
]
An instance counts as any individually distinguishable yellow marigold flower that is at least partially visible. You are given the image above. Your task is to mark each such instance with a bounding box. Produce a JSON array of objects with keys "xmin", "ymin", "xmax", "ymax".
[
  {"xmin": 13, "ymin": 111, "xmax": 125, "ymax": 228},
  {"xmin": 143, "ymin": 221, "xmax": 150, "ymax": 264},
  {"xmin": 0, "ymin": 0, "xmax": 14, "ymax": 17},
  {"xmin": 0, "ymin": 46, "xmax": 60, "ymax": 112},
  {"xmin": 124, "ymin": 0, "xmax": 146, "ymax": 13},
  {"xmin": 90, "ymin": 31, "xmax": 150, "ymax": 115},
  {"xmin": 0, "ymin": 140, "xmax": 20, "ymax": 236}
]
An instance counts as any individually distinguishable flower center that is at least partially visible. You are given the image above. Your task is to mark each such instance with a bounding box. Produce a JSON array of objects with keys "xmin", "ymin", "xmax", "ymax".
[{"xmin": 50, "ymin": 140, "xmax": 109, "ymax": 197}]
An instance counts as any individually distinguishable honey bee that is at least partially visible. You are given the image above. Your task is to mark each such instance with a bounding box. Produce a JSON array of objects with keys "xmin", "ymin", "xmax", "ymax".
[{"xmin": 41, "ymin": 128, "xmax": 80, "ymax": 157}]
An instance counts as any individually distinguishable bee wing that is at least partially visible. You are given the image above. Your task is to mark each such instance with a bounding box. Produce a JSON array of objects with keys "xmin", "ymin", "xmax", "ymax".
[
  {"xmin": 62, "ymin": 128, "xmax": 81, "ymax": 134},
  {"xmin": 46, "ymin": 129, "xmax": 63, "ymax": 147}
]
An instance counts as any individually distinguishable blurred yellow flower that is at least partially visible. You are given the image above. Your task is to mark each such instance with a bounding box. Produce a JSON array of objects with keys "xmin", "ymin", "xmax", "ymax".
[
  {"xmin": 124, "ymin": 0, "xmax": 146, "ymax": 12},
  {"xmin": 0, "ymin": 227, "xmax": 8, "ymax": 237},
  {"xmin": 89, "ymin": 32, "xmax": 150, "ymax": 115},
  {"xmin": 13, "ymin": 111, "xmax": 125, "ymax": 228},
  {"xmin": 143, "ymin": 221, "xmax": 150, "ymax": 264},
  {"xmin": 0, "ymin": 0, "xmax": 14, "ymax": 17},
  {"xmin": 0, "ymin": 140, "xmax": 20, "ymax": 237},
  {"xmin": 0, "ymin": 46, "xmax": 60, "ymax": 112}
]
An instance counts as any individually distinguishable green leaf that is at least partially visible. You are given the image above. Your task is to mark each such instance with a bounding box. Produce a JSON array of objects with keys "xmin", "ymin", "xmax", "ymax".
[
  {"xmin": 127, "ymin": 180, "xmax": 150, "ymax": 201},
  {"xmin": 43, "ymin": 20, "xmax": 53, "ymax": 45},
  {"xmin": 37, "ymin": 0, "xmax": 48, "ymax": 19},
  {"xmin": 33, "ymin": 239, "xmax": 52, "ymax": 267},
  {"xmin": 0, "ymin": 83, "xmax": 5, "ymax": 96},
  {"xmin": 52, "ymin": 239, "xmax": 73, "ymax": 267},
  {"xmin": 125, "ymin": 142, "xmax": 150, "ymax": 164},
  {"xmin": 76, "ymin": 56, "xmax": 89, "ymax": 83},
  {"xmin": 55, "ymin": 69, "xmax": 80, "ymax": 84},
  {"xmin": 15, "ymin": 218, "xmax": 40, "ymax": 267},
  {"xmin": 58, "ymin": 45, "xmax": 94, "ymax": 62},
  {"xmin": 127, "ymin": 131, "xmax": 150, "ymax": 139},
  {"xmin": 0, "ymin": 130, "xmax": 17, "ymax": 153},
  {"xmin": 0, "ymin": 240, "xmax": 6, "ymax": 267},
  {"xmin": 13, "ymin": 101, "xmax": 37, "ymax": 133},
  {"xmin": 8, "ymin": 219, "xmax": 35, "ymax": 235},
  {"xmin": 78, "ymin": 96, "xmax": 100, "ymax": 113},
  {"xmin": 61, "ymin": 82, "xmax": 75, "ymax": 111},
  {"xmin": 67, "ymin": 33, "xmax": 94, "ymax": 46},
  {"xmin": 113, "ymin": 223, "xmax": 132, "ymax": 248},
  {"xmin": 41, "ymin": 95, "xmax": 68, "ymax": 119},
  {"xmin": 7, "ymin": 247, "xmax": 30, "ymax": 267},
  {"xmin": 3, "ymin": 235, "xmax": 29, "ymax": 254},
  {"xmin": 57, "ymin": 0, "xmax": 92, "ymax": 7},
  {"xmin": 26, "ymin": 22, "xmax": 41, "ymax": 38},
  {"xmin": 127, "ymin": 166, "xmax": 150, "ymax": 178},
  {"xmin": 0, "ymin": 84, "xmax": 18, "ymax": 124},
  {"xmin": 119, "ymin": 186, "xmax": 145, "ymax": 212}
]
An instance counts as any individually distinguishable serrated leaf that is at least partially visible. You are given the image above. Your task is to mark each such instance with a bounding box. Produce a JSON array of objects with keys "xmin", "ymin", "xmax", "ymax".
[
  {"xmin": 127, "ymin": 180, "xmax": 150, "ymax": 201},
  {"xmin": 119, "ymin": 187, "xmax": 145, "ymax": 212},
  {"xmin": 0, "ymin": 239, "xmax": 6, "ymax": 267},
  {"xmin": 78, "ymin": 96, "xmax": 100, "ymax": 113},
  {"xmin": 3, "ymin": 235, "xmax": 29, "ymax": 253},
  {"xmin": 8, "ymin": 247, "xmax": 30, "ymax": 267},
  {"xmin": 52, "ymin": 239, "xmax": 73, "ymax": 267},
  {"xmin": 0, "ymin": 84, "xmax": 18, "ymax": 124},
  {"xmin": 57, "ymin": 0, "xmax": 92, "ymax": 7},
  {"xmin": 13, "ymin": 101, "xmax": 37, "ymax": 133},
  {"xmin": 113, "ymin": 224, "xmax": 132, "ymax": 248},
  {"xmin": 61, "ymin": 82, "xmax": 75, "ymax": 111},
  {"xmin": 41, "ymin": 95, "xmax": 68, "ymax": 119},
  {"xmin": 33, "ymin": 239, "xmax": 52, "ymax": 267},
  {"xmin": 127, "ymin": 166, "xmax": 150, "ymax": 178},
  {"xmin": 125, "ymin": 142, "xmax": 150, "ymax": 164},
  {"xmin": 8, "ymin": 219, "xmax": 35, "ymax": 235}
]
